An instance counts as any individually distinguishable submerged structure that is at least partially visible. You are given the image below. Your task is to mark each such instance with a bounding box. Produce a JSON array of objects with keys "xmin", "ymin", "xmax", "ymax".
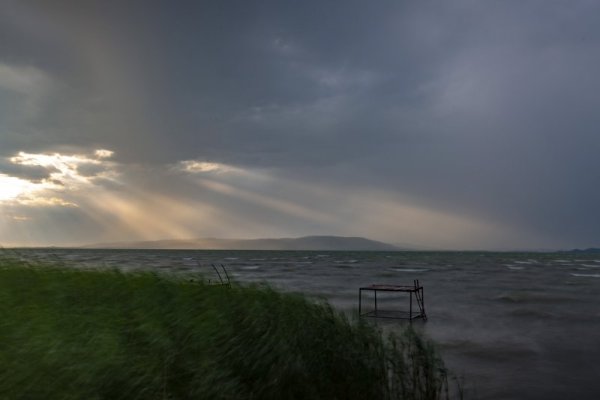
[{"xmin": 358, "ymin": 280, "xmax": 427, "ymax": 321}]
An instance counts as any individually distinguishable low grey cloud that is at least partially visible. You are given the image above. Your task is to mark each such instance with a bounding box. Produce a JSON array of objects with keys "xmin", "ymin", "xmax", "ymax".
[{"xmin": 0, "ymin": 159, "xmax": 56, "ymax": 182}]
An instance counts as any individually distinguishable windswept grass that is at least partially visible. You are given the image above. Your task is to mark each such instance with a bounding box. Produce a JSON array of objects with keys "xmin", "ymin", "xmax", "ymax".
[{"xmin": 0, "ymin": 258, "xmax": 457, "ymax": 399}]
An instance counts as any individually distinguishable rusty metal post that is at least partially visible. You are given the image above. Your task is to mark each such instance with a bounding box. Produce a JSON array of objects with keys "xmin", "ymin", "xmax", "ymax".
[
  {"xmin": 421, "ymin": 286, "xmax": 426, "ymax": 318},
  {"xmin": 358, "ymin": 288, "xmax": 362, "ymax": 315}
]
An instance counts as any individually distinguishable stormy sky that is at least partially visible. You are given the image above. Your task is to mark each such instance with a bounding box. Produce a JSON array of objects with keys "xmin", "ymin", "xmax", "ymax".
[{"xmin": 1, "ymin": 0, "xmax": 599, "ymax": 250}]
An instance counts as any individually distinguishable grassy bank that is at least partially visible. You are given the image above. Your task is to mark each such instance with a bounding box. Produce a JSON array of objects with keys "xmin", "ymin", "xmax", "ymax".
[{"xmin": 0, "ymin": 259, "xmax": 455, "ymax": 399}]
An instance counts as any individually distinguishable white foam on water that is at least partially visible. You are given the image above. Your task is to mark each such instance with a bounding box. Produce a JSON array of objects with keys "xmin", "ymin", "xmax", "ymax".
[
  {"xmin": 507, "ymin": 266, "xmax": 524, "ymax": 270},
  {"xmin": 224, "ymin": 257, "xmax": 238, "ymax": 260},
  {"xmin": 390, "ymin": 268, "xmax": 430, "ymax": 272},
  {"xmin": 571, "ymin": 273, "xmax": 600, "ymax": 278},
  {"xmin": 514, "ymin": 261, "xmax": 533, "ymax": 264},
  {"xmin": 581, "ymin": 264, "xmax": 600, "ymax": 268},
  {"xmin": 241, "ymin": 266, "xmax": 260, "ymax": 270}
]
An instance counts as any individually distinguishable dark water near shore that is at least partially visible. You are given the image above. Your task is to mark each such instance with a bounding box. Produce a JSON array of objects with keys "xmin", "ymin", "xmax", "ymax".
[{"xmin": 7, "ymin": 249, "xmax": 600, "ymax": 400}]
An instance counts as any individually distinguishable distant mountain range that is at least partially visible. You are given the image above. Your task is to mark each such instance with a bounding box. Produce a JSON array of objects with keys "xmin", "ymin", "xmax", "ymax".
[
  {"xmin": 83, "ymin": 235, "xmax": 401, "ymax": 251},
  {"xmin": 564, "ymin": 248, "xmax": 600, "ymax": 253}
]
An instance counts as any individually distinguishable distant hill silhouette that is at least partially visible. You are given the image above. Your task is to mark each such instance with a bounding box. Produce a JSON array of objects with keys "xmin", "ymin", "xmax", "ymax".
[
  {"xmin": 84, "ymin": 235, "xmax": 401, "ymax": 251},
  {"xmin": 564, "ymin": 247, "xmax": 600, "ymax": 253}
]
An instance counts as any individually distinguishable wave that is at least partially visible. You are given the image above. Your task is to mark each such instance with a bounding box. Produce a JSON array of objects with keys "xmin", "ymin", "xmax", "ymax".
[
  {"xmin": 494, "ymin": 292, "xmax": 577, "ymax": 304},
  {"xmin": 571, "ymin": 273, "xmax": 600, "ymax": 278},
  {"xmin": 390, "ymin": 268, "xmax": 430, "ymax": 272}
]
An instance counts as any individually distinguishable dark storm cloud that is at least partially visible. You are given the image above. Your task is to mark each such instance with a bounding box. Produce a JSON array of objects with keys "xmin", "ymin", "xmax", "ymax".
[
  {"xmin": 0, "ymin": 159, "xmax": 56, "ymax": 182},
  {"xmin": 2, "ymin": 0, "xmax": 600, "ymax": 248}
]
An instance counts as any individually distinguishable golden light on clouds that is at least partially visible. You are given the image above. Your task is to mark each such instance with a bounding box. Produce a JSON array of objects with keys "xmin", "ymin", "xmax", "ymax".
[
  {"xmin": 10, "ymin": 150, "xmax": 116, "ymax": 183},
  {"xmin": 0, "ymin": 175, "xmax": 39, "ymax": 201},
  {"xmin": 179, "ymin": 160, "xmax": 233, "ymax": 174},
  {"xmin": 1, "ymin": 149, "xmax": 118, "ymax": 207},
  {"xmin": 17, "ymin": 197, "xmax": 78, "ymax": 207},
  {"xmin": 94, "ymin": 149, "xmax": 114, "ymax": 158},
  {"xmin": 9, "ymin": 215, "xmax": 31, "ymax": 221}
]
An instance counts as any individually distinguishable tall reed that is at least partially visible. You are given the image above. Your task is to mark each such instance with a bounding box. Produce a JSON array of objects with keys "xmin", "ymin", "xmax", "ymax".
[{"xmin": 0, "ymin": 259, "xmax": 459, "ymax": 399}]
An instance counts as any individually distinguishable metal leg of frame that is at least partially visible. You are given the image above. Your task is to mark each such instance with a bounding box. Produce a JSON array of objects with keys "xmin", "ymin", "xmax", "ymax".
[
  {"xmin": 358, "ymin": 289, "xmax": 362, "ymax": 315},
  {"xmin": 422, "ymin": 287, "xmax": 426, "ymax": 319}
]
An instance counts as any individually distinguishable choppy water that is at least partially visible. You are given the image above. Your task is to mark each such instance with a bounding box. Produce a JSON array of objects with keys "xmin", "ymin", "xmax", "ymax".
[{"xmin": 6, "ymin": 249, "xmax": 600, "ymax": 400}]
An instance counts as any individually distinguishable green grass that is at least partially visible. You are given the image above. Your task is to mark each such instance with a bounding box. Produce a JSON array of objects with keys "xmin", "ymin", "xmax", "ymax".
[{"xmin": 0, "ymin": 258, "xmax": 457, "ymax": 399}]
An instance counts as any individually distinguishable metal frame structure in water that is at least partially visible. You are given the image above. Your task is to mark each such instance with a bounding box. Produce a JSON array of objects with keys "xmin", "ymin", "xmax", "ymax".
[{"xmin": 358, "ymin": 280, "xmax": 427, "ymax": 321}]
